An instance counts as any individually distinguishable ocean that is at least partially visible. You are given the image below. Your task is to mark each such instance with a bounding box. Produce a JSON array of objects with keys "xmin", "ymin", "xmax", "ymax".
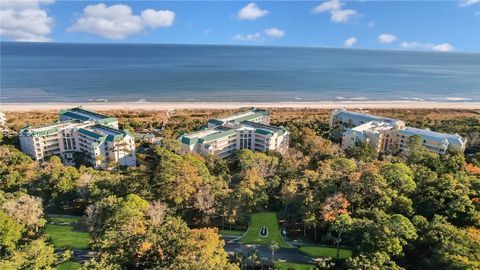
[{"xmin": 1, "ymin": 42, "xmax": 479, "ymax": 103}]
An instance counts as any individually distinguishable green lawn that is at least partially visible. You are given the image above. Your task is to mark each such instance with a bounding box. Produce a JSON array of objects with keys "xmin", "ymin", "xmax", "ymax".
[
  {"xmin": 220, "ymin": 229, "xmax": 245, "ymax": 236},
  {"xmin": 299, "ymin": 246, "xmax": 352, "ymax": 259},
  {"xmin": 240, "ymin": 212, "xmax": 291, "ymax": 248},
  {"xmin": 45, "ymin": 224, "xmax": 89, "ymax": 250},
  {"xmin": 56, "ymin": 261, "xmax": 81, "ymax": 270},
  {"xmin": 274, "ymin": 262, "xmax": 316, "ymax": 270},
  {"xmin": 48, "ymin": 216, "xmax": 80, "ymax": 224}
]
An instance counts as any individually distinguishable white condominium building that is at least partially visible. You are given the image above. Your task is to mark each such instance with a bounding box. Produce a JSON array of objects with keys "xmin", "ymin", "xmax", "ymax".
[
  {"xmin": 396, "ymin": 127, "xmax": 466, "ymax": 154},
  {"xmin": 180, "ymin": 109, "xmax": 289, "ymax": 158},
  {"xmin": 330, "ymin": 108, "xmax": 402, "ymax": 140},
  {"xmin": 331, "ymin": 108, "xmax": 467, "ymax": 155},
  {"xmin": 19, "ymin": 107, "xmax": 136, "ymax": 169}
]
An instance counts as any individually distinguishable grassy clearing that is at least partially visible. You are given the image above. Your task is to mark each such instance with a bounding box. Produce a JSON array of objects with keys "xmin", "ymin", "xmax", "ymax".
[
  {"xmin": 56, "ymin": 261, "xmax": 81, "ymax": 270},
  {"xmin": 240, "ymin": 212, "xmax": 291, "ymax": 248},
  {"xmin": 45, "ymin": 224, "xmax": 89, "ymax": 250},
  {"xmin": 220, "ymin": 229, "xmax": 245, "ymax": 236},
  {"xmin": 273, "ymin": 262, "xmax": 316, "ymax": 270},
  {"xmin": 299, "ymin": 246, "xmax": 352, "ymax": 259},
  {"xmin": 48, "ymin": 216, "xmax": 80, "ymax": 224}
]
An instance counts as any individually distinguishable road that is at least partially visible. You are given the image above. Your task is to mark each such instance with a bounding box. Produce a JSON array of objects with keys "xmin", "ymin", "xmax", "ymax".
[{"xmin": 224, "ymin": 242, "xmax": 318, "ymax": 264}]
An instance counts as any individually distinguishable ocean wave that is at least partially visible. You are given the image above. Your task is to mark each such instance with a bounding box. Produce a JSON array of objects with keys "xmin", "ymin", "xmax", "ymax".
[
  {"xmin": 444, "ymin": 97, "xmax": 472, "ymax": 101},
  {"xmin": 401, "ymin": 97, "xmax": 425, "ymax": 101},
  {"xmin": 88, "ymin": 98, "xmax": 108, "ymax": 102},
  {"xmin": 350, "ymin": 97, "xmax": 368, "ymax": 101}
]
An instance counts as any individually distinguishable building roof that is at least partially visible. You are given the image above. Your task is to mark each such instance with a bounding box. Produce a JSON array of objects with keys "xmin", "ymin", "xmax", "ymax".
[
  {"xmin": 180, "ymin": 128, "xmax": 236, "ymax": 145},
  {"xmin": 60, "ymin": 111, "xmax": 91, "ymax": 121},
  {"xmin": 19, "ymin": 120, "xmax": 82, "ymax": 137},
  {"xmin": 198, "ymin": 129, "xmax": 237, "ymax": 143},
  {"xmin": 181, "ymin": 136, "xmax": 199, "ymax": 145},
  {"xmin": 208, "ymin": 119, "xmax": 225, "ymax": 127},
  {"xmin": 78, "ymin": 125, "xmax": 129, "ymax": 142},
  {"xmin": 398, "ymin": 127, "xmax": 466, "ymax": 146},
  {"xmin": 20, "ymin": 126, "xmax": 58, "ymax": 137},
  {"xmin": 215, "ymin": 108, "xmax": 269, "ymax": 124},
  {"xmin": 350, "ymin": 121, "xmax": 394, "ymax": 133},
  {"xmin": 333, "ymin": 108, "xmax": 400, "ymax": 125},
  {"xmin": 242, "ymin": 120, "xmax": 287, "ymax": 135},
  {"xmin": 60, "ymin": 107, "xmax": 117, "ymax": 123},
  {"xmin": 255, "ymin": 129, "xmax": 272, "ymax": 136},
  {"xmin": 90, "ymin": 125, "xmax": 128, "ymax": 142},
  {"xmin": 78, "ymin": 128, "xmax": 105, "ymax": 140}
]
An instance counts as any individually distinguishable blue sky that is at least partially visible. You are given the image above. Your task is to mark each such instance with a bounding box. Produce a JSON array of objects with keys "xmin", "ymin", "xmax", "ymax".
[{"xmin": 1, "ymin": 1, "xmax": 479, "ymax": 52}]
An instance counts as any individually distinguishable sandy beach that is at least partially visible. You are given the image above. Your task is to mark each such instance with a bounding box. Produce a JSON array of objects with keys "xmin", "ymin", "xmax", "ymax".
[{"xmin": 1, "ymin": 101, "xmax": 479, "ymax": 112}]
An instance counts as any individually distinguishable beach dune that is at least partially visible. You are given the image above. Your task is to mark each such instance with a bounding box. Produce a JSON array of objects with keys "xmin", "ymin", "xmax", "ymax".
[{"xmin": 1, "ymin": 101, "xmax": 479, "ymax": 112}]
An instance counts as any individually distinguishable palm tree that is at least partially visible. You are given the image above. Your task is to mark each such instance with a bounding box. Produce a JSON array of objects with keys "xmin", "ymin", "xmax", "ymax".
[
  {"xmin": 234, "ymin": 252, "xmax": 247, "ymax": 270},
  {"xmin": 247, "ymin": 249, "xmax": 260, "ymax": 270},
  {"xmin": 269, "ymin": 241, "xmax": 279, "ymax": 261}
]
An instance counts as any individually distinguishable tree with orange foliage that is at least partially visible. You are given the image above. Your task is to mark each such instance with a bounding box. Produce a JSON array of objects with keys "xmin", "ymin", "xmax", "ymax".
[
  {"xmin": 321, "ymin": 193, "xmax": 350, "ymax": 222},
  {"xmin": 174, "ymin": 228, "xmax": 238, "ymax": 270},
  {"xmin": 465, "ymin": 163, "xmax": 480, "ymax": 175}
]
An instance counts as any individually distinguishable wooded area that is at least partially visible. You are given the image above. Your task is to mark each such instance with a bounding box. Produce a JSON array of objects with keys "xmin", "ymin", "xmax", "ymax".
[{"xmin": 1, "ymin": 108, "xmax": 479, "ymax": 269}]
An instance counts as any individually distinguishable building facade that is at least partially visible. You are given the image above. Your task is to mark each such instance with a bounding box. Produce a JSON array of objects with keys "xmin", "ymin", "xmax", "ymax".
[
  {"xmin": 331, "ymin": 108, "xmax": 467, "ymax": 155},
  {"xmin": 180, "ymin": 109, "xmax": 289, "ymax": 158},
  {"xmin": 19, "ymin": 107, "xmax": 136, "ymax": 169},
  {"xmin": 0, "ymin": 111, "xmax": 5, "ymax": 127}
]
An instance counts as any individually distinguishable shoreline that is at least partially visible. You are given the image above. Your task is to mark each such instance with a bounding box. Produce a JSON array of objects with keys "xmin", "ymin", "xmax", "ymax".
[{"xmin": 1, "ymin": 101, "xmax": 479, "ymax": 112}]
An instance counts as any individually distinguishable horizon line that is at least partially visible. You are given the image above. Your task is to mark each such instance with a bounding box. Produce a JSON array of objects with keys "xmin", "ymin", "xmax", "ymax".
[{"xmin": 1, "ymin": 40, "xmax": 479, "ymax": 54}]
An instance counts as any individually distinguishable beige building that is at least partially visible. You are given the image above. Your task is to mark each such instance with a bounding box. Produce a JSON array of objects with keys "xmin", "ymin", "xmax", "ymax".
[
  {"xmin": 180, "ymin": 109, "xmax": 289, "ymax": 158},
  {"xmin": 331, "ymin": 108, "xmax": 467, "ymax": 155},
  {"xmin": 19, "ymin": 107, "xmax": 136, "ymax": 169},
  {"xmin": 341, "ymin": 120, "xmax": 404, "ymax": 155}
]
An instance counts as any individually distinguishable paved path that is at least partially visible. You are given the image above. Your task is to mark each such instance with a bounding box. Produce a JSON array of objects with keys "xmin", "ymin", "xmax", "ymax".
[
  {"xmin": 56, "ymin": 248, "xmax": 95, "ymax": 263},
  {"xmin": 224, "ymin": 243, "xmax": 318, "ymax": 264}
]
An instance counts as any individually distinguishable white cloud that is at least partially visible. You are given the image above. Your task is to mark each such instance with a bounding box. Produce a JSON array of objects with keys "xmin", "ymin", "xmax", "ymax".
[
  {"xmin": 141, "ymin": 9, "xmax": 175, "ymax": 28},
  {"xmin": 400, "ymin": 41, "xmax": 454, "ymax": 52},
  {"xmin": 432, "ymin": 43, "xmax": 454, "ymax": 52},
  {"xmin": 459, "ymin": 0, "xmax": 480, "ymax": 7},
  {"xmin": 378, "ymin": 34, "xmax": 398, "ymax": 44},
  {"xmin": 344, "ymin": 37, "xmax": 357, "ymax": 47},
  {"xmin": 312, "ymin": 0, "xmax": 342, "ymax": 13},
  {"xmin": 331, "ymin": 9, "xmax": 357, "ymax": 23},
  {"xmin": 263, "ymin": 27, "xmax": 285, "ymax": 38},
  {"xmin": 0, "ymin": 0, "xmax": 54, "ymax": 42},
  {"xmin": 368, "ymin": 21, "xmax": 375, "ymax": 27},
  {"xmin": 232, "ymin": 32, "xmax": 261, "ymax": 42},
  {"xmin": 236, "ymin": 2, "xmax": 269, "ymax": 20},
  {"xmin": 312, "ymin": 0, "xmax": 358, "ymax": 23},
  {"xmin": 68, "ymin": 3, "xmax": 175, "ymax": 40}
]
